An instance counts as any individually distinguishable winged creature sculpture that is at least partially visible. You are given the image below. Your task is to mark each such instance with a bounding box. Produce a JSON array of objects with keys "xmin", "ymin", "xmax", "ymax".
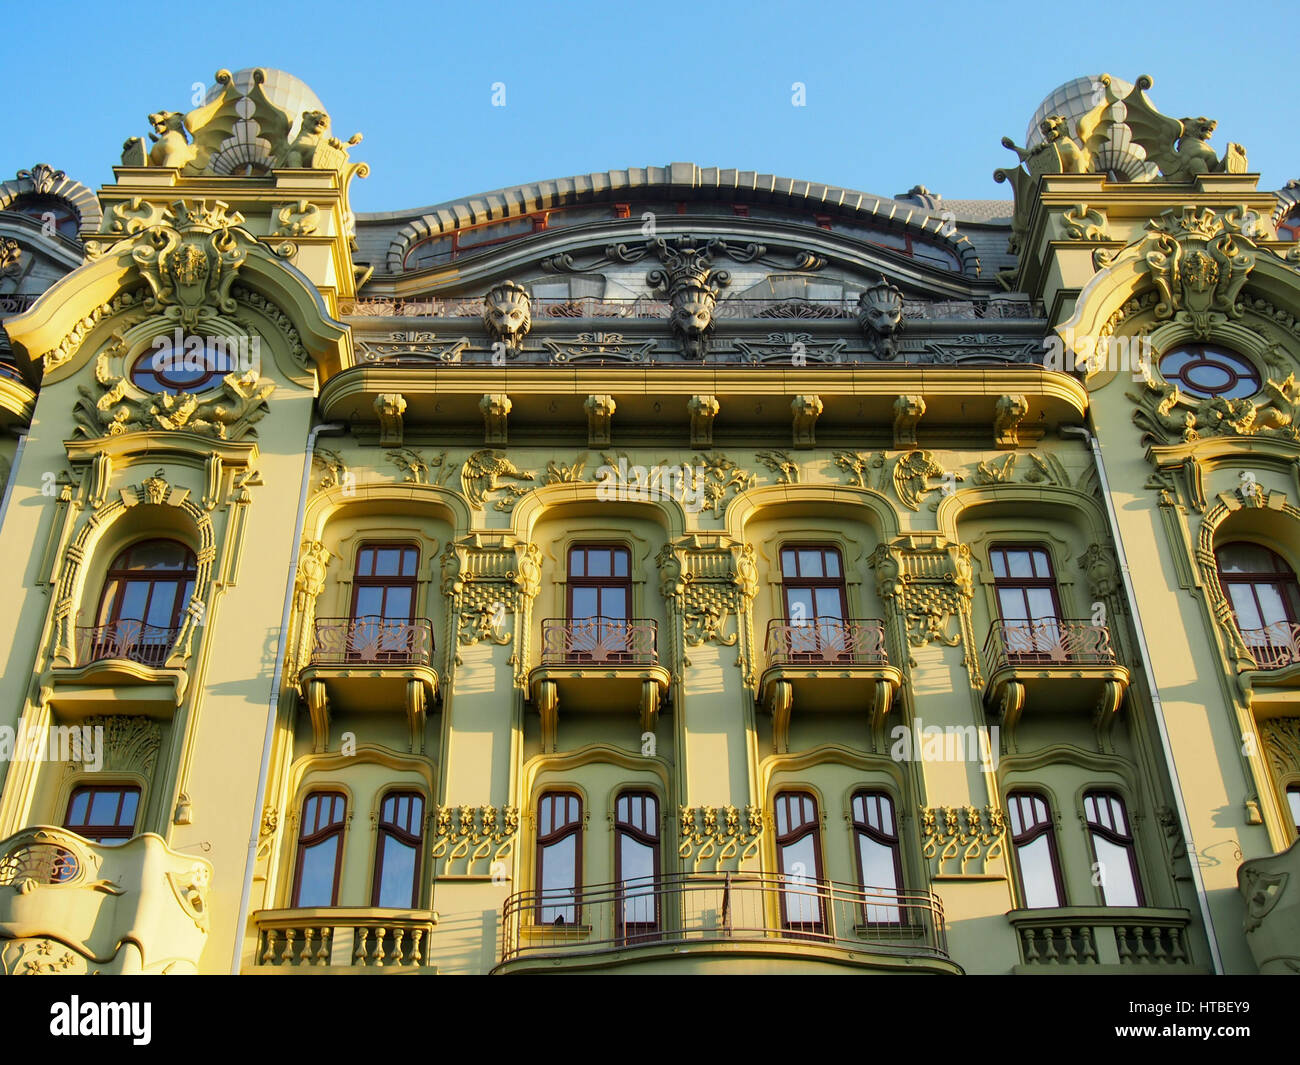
[{"xmin": 1120, "ymin": 75, "xmax": 1248, "ymax": 182}]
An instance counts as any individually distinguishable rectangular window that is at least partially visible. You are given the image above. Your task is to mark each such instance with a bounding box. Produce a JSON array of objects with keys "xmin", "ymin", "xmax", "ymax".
[
  {"xmin": 350, "ymin": 544, "xmax": 420, "ymax": 661},
  {"xmin": 1007, "ymin": 791, "xmax": 1064, "ymax": 909},
  {"xmin": 64, "ymin": 785, "xmax": 140, "ymax": 845},
  {"xmin": 852, "ymin": 791, "xmax": 903, "ymax": 924},
  {"xmin": 991, "ymin": 546, "xmax": 1064, "ymax": 661},
  {"xmin": 293, "ymin": 792, "xmax": 347, "ymax": 908},
  {"xmin": 536, "ymin": 792, "xmax": 582, "ymax": 925},
  {"xmin": 565, "ymin": 545, "xmax": 633, "ymax": 663},
  {"xmin": 372, "ymin": 791, "xmax": 424, "ymax": 909},
  {"xmin": 780, "ymin": 545, "xmax": 848, "ymax": 661},
  {"xmin": 1084, "ymin": 792, "xmax": 1144, "ymax": 907}
]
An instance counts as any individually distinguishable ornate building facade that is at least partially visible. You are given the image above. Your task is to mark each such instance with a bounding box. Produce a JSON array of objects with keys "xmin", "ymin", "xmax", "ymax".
[{"xmin": 0, "ymin": 69, "xmax": 1297, "ymax": 974}]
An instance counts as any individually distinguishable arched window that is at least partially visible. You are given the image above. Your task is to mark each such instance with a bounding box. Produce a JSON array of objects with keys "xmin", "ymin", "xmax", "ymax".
[
  {"xmin": 293, "ymin": 792, "xmax": 347, "ymax": 908},
  {"xmin": 1006, "ymin": 791, "xmax": 1064, "ymax": 909},
  {"xmin": 1083, "ymin": 792, "xmax": 1143, "ymax": 906},
  {"xmin": 1215, "ymin": 542, "xmax": 1300, "ymax": 667},
  {"xmin": 371, "ymin": 791, "xmax": 424, "ymax": 908},
  {"xmin": 89, "ymin": 539, "xmax": 197, "ymax": 667},
  {"xmin": 851, "ymin": 791, "xmax": 903, "ymax": 924},
  {"xmin": 536, "ymin": 791, "xmax": 582, "ymax": 925},
  {"xmin": 614, "ymin": 791, "xmax": 659, "ymax": 940},
  {"xmin": 774, "ymin": 791, "xmax": 824, "ymax": 932},
  {"xmin": 64, "ymin": 785, "xmax": 140, "ymax": 845}
]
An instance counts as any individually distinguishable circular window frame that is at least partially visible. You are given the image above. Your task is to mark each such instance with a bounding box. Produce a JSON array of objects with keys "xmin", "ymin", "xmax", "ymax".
[{"xmin": 1156, "ymin": 343, "xmax": 1262, "ymax": 401}]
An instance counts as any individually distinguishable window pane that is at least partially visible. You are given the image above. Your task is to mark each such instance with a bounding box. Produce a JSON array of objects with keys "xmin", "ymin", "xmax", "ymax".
[
  {"xmin": 383, "ymin": 587, "xmax": 413, "ymax": 620},
  {"xmin": 613, "ymin": 551, "xmax": 629, "ymax": 577},
  {"xmin": 1255, "ymin": 584, "xmax": 1291, "ymax": 628},
  {"xmin": 824, "ymin": 551, "xmax": 841, "ymax": 578},
  {"xmin": 569, "ymin": 550, "xmax": 585, "ymax": 577},
  {"xmin": 599, "ymin": 587, "xmax": 627, "ymax": 619},
  {"xmin": 1016, "ymin": 835, "xmax": 1062, "ymax": 908},
  {"xmin": 990, "ymin": 551, "xmax": 1008, "ymax": 579},
  {"xmin": 539, "ymin": 835, "xmax": 577, "ymax": 923},
  {"xmin": 780, "ymin": 836, "xmax": 820, "ymax": 924},
  {"xmin": 1026, "ymin": 588, "xmax": 1056, "ymax": 621},
  {"xmin": 296, "ymin": 838, "xmax": 340, "ymax": 907},
  {"xmin": 145, "ymin": 584, "xmax": 178, "ymax": 626},
  {"xmin": 120, "ymin": 790, "xmax": 139, "ymax": 825},
  {"xmin": 67, "ymin": 790, "xmax": 90, "ymax": 824},
  {"xmin": 89, "ymin": 791, "xmax": 122, "ymax": 825},
  {"xmin": 619, "ymin": 837, "xmax": 656, "ymax": 926},
  {"xmin": 857, "ymin": 836, "xmax": 901, "ymax": 923},
  {"xmin": 571, "ymin": 587, "xmax": 599, "ymax": 618},
  {"xmin": 1288, "ymin": 788, "xmax": 1300, "ymax": 831},
  {"xmin": 1227, "ymin": 585, "xmax": 1263, "ymax": 630},
  {"xmin": 1006, "ymin": 551, "xmax": 1033, "ymax": 578},
  {"xmin": 400, "ymin": 549, "xmax": 418, "ymax": 577},
  {"xmin": 813, "ymin": 587, "xmax": 844, "ymax": 621},
  {"xmin": 587, "ymin": 550, "xmax": 611, "ymax": 578},
  {"xmin": 354, "ymin": 587, "xmax": 384, "ymax": 617},
  {"xmin": 781, "ymin": 549, "xmax": 798, "ymax": 577},
  {"xmin": 1093, "ymin": 836, "xmax": 1141, "ymax": 906},
  {"xmin": 998, "ymin": 588, "xmax": 1029, "ymax": 621},
  {"xmin": 375, "ymin": 549, "xmax": 402, "ymax": 576},
  {"xmin": 119, "ymin": 582, "xmax": 150, "ymax": 621},
  {"xmin": 376, "ymin": 837, "xmax": 418, "ymax": 908},
  {"xmin": 797, "ymin": 550, "xmax": 823, "ymax": 578}
]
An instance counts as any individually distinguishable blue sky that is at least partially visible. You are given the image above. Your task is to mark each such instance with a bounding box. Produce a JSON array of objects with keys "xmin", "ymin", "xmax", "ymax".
[{"xmin": 5, "ymin": 0, "xmax": 1293, "ymax": 213}]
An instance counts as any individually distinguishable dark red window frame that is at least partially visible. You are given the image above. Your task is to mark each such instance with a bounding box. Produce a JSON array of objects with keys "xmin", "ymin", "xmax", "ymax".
[
  {"xmin": 292, "ymin": 791, "xmax": 347, "ymax": 908},
  {"xmin": 371, "ymin": 790, "xmax": 425, "ymax": 909},
  {"xmin": 64, "ymin": 784, "xmax": 141, "ymax": 843},
  {"xmin": 773, "ymin": 790, "xmax": 825, "ymax": 933},
  {"xmin": 614, "ymin": 791, "xmax": 660, "ymax": 941},
  {"xmin": 1083, "ymin": 790, "xmax": 1145, "ymax": 907},
  {"xmin": 535, "ymin": 791, "xmax": 583, "ymax": 925},
  {"xmin": 851, "ymin": 790, "xmax": 905, "ymax": 925},
  {"xmin": 1006, "ymin": 791, "xmax": 1065, "ymax": 910}
]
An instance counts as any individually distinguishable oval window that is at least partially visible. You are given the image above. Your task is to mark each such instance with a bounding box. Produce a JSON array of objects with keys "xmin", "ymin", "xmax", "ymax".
[{"xmin": 1157, "ymin": 344, "xmax": 1260, "ymax": 400}]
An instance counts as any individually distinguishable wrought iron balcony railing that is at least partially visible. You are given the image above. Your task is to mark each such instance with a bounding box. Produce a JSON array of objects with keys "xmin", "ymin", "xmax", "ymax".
[
  {"xmin": 75, "ymin": 621, "xmax": 179, "ymax": 669},
  {"xmin": 498, "ymin": 872, "xmax": 950, "ymax": 966},
  {"xmin": 539, "ymin": 616, "xmax": 659, "ymax": 666},
  {"xmin": 310, "ymin": 616, "xmax": 435, "ymax": 667},
  {"xmin": 983, "ymin": 618, "xmax": 1118, "ymax": 674},
  {"xmin": 765, "ymin": 618, "xmax": 889, "ymax": 667},
  {"xmin": 1237, "ymin": 622, "xmax": 1300, "ymax": 670}
]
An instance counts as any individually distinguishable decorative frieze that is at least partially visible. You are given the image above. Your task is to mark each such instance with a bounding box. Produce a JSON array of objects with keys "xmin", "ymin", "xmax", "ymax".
[
  {"xmin": 429, "ymin": 804, "xmax": 519, "ymax": 877},
  {"xmin": 459, "ymin": 450, "xmax": 533, "ymax": 510},
  {"xmin": 677, "ymin": 804, "xmax": 764, "ymax": 871},
  {"xmin": 920, "ymin": 804, "xmax": 1006, "ymax": 877}
]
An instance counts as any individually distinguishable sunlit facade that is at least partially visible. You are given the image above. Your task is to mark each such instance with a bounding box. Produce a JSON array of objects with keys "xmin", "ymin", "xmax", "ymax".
[{"xmin": 0, "ymin": 69, "xmax": 1298, "ymax": 974}]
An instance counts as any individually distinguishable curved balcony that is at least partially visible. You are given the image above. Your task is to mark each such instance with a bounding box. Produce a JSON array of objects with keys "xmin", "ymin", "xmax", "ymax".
[
  {"xmin": 494, "ymin": 872, "xmax": 959, "ymax": 975},
  {"xmin": 982, "ymin": 618, "xmax": 1129, "ymax": 740},
  {"xmin": 1235, "ymin": 624, "xmax": 1300, "ymax": 710},
  {"xmin": 252, "ymin": 907, "xmax": 439, "ymax": 972},
  {"xmin": 758, "ymin": 619, "xmax": 901, "ymax": 753},
  {"xmin": 0, "ymin": 826, "xmax": 211, "ymax": 974},
  {"xmin": 528, "ymin": 617, "xmax": 670, "ymax": 752},
  {"xmin": 298, "ymin": 616, "xmax": 438, "ymax": 754},
  {"xmin": 46, "ymin": 621, "xmax": 188, "ymax": 718}
]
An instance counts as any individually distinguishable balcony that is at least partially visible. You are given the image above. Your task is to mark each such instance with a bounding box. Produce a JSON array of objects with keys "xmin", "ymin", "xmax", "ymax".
[
  {"xmin": 251, "ymin": 908, "xmax": 439, "ymax": 972},
  {"xmin": 45, "ymin": 621, "xmax": 189, "ymax": 718},
  {"xmin": 1235, "ymin": 624, "xmax": 1300, "ymax": 711},
  {"xmin": 495, "ymin": 872, "xmax": 960, "ymax": 975},
  {"xmin": 0, "ymin": 826, "xmax": 212, "ymax": 974},
  {"xmin": 757, "ymin": 619, "xmax": 902, "ymax": 753},
  {"xmin": 528, "ymin": 617, "xmax": 670, "ymax": 752},
  {"xmin": 1007, "ymin": 907, "xmax": 1204, "ymax": 973},
  {"xmin": 1239, "ymin": 836, "xmax": 1300, "ymax": 974},
  {"xmin": 297, "ymin": 616, "xmax": 438, "ymax": 753},
  {"xmin": 982, "ymin": 618, "xmax": 1129, "ymax": 739}
]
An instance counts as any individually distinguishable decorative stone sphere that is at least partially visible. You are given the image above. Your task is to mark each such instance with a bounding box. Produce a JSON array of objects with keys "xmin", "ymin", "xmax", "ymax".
[{"xmin": 1025, "ymin": 75, "xmax": 1158, "ymax": 182}]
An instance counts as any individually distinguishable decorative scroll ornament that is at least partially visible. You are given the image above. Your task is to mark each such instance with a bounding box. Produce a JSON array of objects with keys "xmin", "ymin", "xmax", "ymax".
[
  {"xmin": 920, "ymin": 805, "xmax": 1006, "ymax": 876},
  {"xmin": 686, "ymin": 453, "xmax": 755, "ymax": 517},
  {"xmin": 646, "ymin": 235, "xmax": 730, "ymax": 360},
  {"xmin": 541, "ymin": 332, "xmax": 655, "ymax": 364},
  {"xmin": 1136, "ymin": 207, "xmax": 1257, "ymax": 339},
  {"xmin": 73, "ymin": 351, "xmax": 274, "ymax": 440},
  {"xmin": 482, "ymin": 280, "xmax": 532, "ymax": 354},
  {"xmin": 1130, "ymin": 366, "xmax": 1300, "ymax": 446},
  {"xmin": 857, "ymin": 275, "xmax": 906, "ymax": 360},
  {"xmin": 734, "ymin": 332, "xmax": 846, "ymax": 365},
  {"xmin": 429, "ymin": 804, "xmax": 519, "ymax": 876},
  {"xmin": 130, "ymin": 200, "xmax": 247, "ymax": 329},
  {"xmin": 1063, "ymin": 203, "xmax": 1109, "ymax": 241},
  {"xmin": 677, "ymin": 804, "xmax": 763, "ymax": 871},
  {"xmin": 459, "ymin": 450, "xmax": 534, "ymax": 510}
]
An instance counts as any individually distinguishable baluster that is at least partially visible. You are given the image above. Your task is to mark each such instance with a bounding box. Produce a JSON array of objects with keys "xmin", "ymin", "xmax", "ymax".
[
  {"xmin": 410, "ymin": 928, "xmax": 425, "ymax": 967},
  {"xmin": 1022, "ymin": 928, "xmax": 1039, "ymax": 963},
  {"xmin": 1042, "ymin": 928, "xmax": 1059, "ymax": 962},
  {"xmin": 354, "ymin": 927, "xmax": 370, "ymax": 967},
  {"xmin": 1131, "ymin": 925, "xmax": 1150, "ymax": 961},
  {"xmin": 1116, "ymin": 926, "xmax": 1131, "ymax": 961},
  {"xmin": 315, "ymin": 928, "xmax": 330, "ymax": 966},
  {"xmin": 392, "ymin": 928, "xmax": 406, "ymax": 966},
  {"xmin": 1080, "ymin": 926, "xmax": 1097, "ymax": 963},
  {"xmin": 299, "ymin": 927, "xmax": 315, "ymax": 965},
  {"xmin": 1061, "ymin": 927, "xmax": 1078, "ymax": 962},
  {"xmin": 1169, "ymin": 927, "xmax": 1186, "ymax": 963},
  {"xmin": 373, "ymin": 927, "xmax": 387, "ymax": 967},
  {"xmin": 1150, "ymin": 925, "xmax": 1166, "ymax": 961},
  {"xmin": 261, "ymin": 929, "xmax": 278, "ymax": 965},
  {"xmin": 281, "ymin": 928, "xmax": 296, "ymax": 965}
]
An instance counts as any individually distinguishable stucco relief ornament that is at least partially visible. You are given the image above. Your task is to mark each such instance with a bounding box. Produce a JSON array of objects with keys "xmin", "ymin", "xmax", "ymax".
[
  {"xmin": 1139, "ymin": 207, "xmax": 1256, "ymax": 339},
  {"xmin": 646, "ymin": 236, "xmax": 730, "ymax": 360},
  {"xmin": 482, "ymin": 280, "xmax": 532, "ymax": 355},
  {"xmin": 459, "ymin": 450, "xmax": 534, "ymax": 510},
  {"xmin": 857, "ymin": 275, "xmax": 905, "ymax": 360},
  {"xmin": 130, "ymin": 200, "xmax": 247, "ymax": 329}
]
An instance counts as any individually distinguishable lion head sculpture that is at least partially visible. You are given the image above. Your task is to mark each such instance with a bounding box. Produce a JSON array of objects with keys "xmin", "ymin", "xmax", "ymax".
[
  {"xmin": 857, "ymin": 276, "xmax": 906, "ymax": 360},
  {"xmin": 482, "ymin": 281, "xmax": 532, "ymax": 353}
]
